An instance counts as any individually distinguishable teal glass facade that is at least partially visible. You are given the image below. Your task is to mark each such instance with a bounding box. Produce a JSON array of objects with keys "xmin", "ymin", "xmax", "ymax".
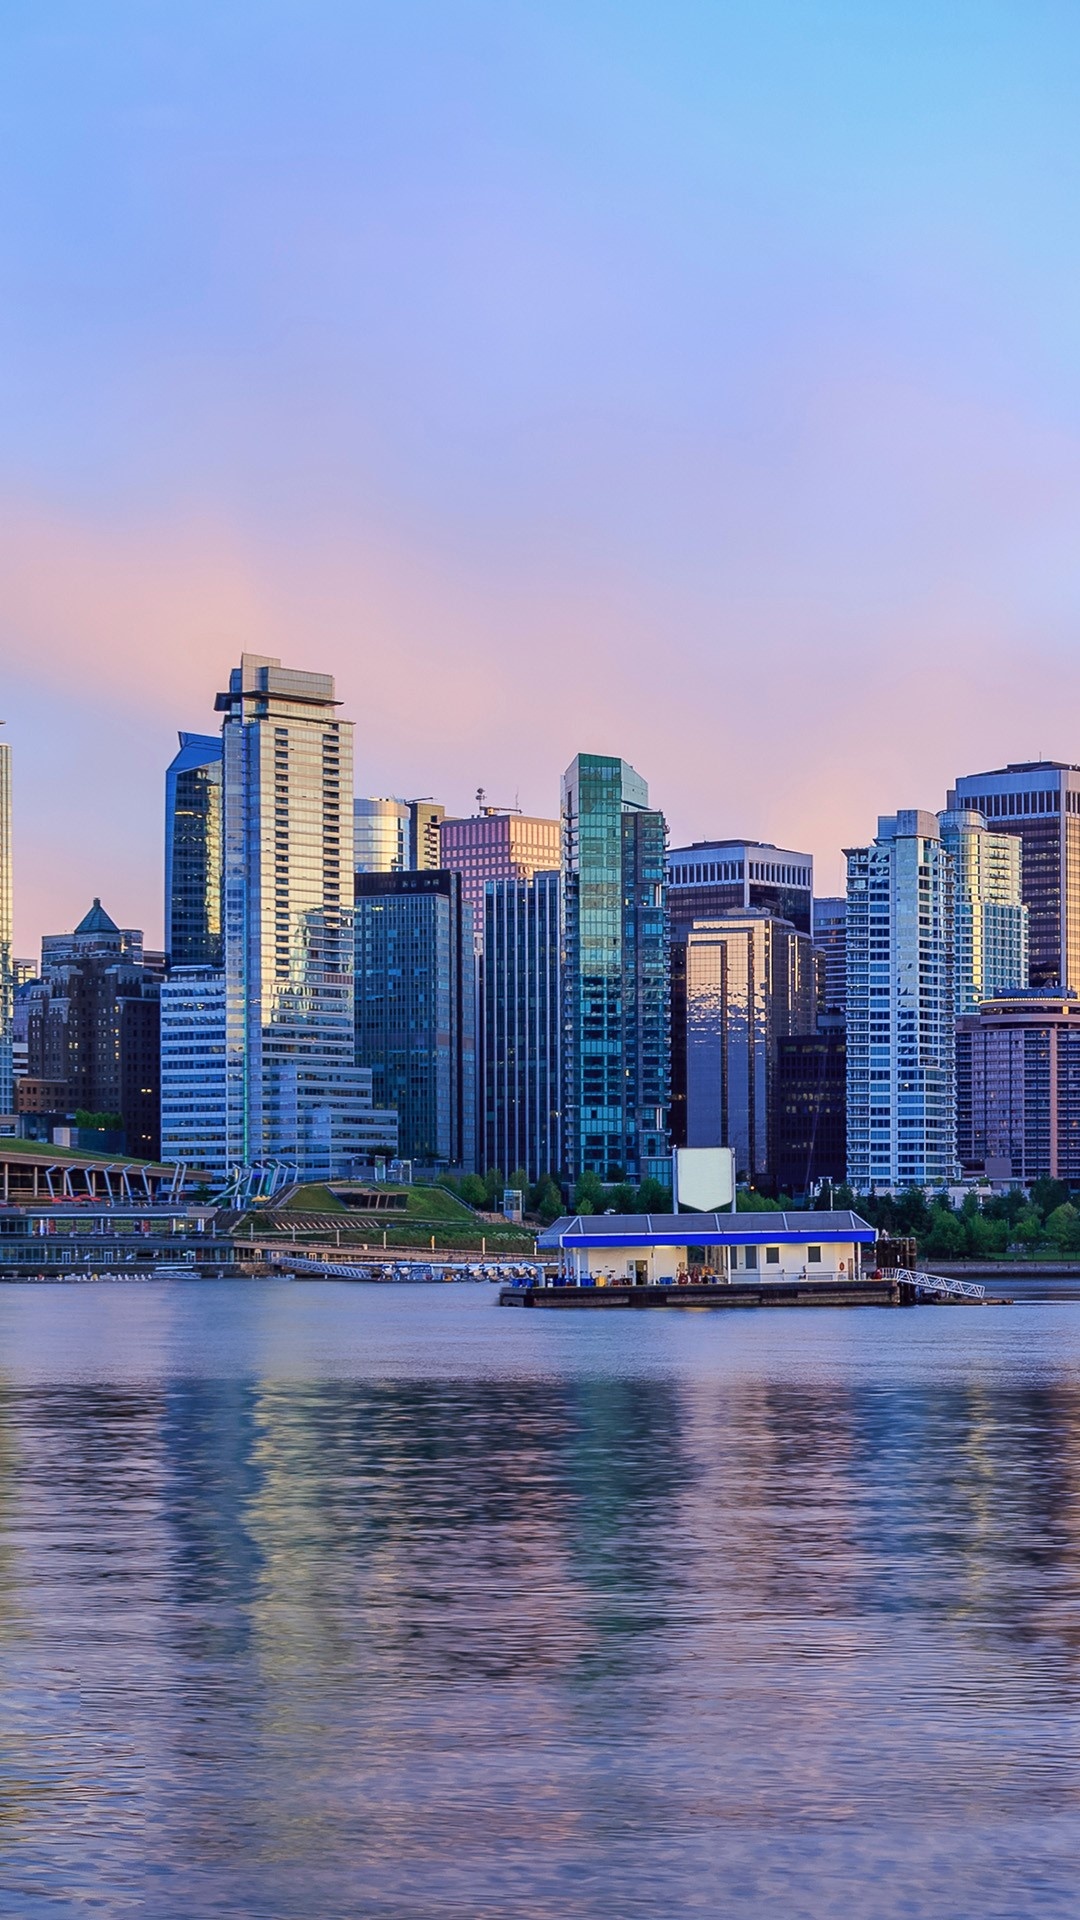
[{"xmin": 561, "ymin": 754, "xmax": 669, "ymax": 1183}]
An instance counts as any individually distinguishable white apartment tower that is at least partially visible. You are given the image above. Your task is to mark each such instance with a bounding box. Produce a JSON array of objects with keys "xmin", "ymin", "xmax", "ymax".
[
  {"xmin": 212, "ymin": 654, "xmax": 396, "ymax": 1179},
  {"xmin": 845, "ymin": 810, "xmax": 956, "ymax": 1192}
]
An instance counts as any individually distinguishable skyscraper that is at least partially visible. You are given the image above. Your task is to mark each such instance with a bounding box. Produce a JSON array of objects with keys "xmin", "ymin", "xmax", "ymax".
[
  {"xmin": 354, "ymin": 870, "xmax": 475, "ymax": 1167},
  {"xmin": 667, "ymin": 840, "xmax": 813, "ymax": 936},
  {"xmin": 216, "ymin": 653, "xmax": 395, "ymax": 1176},
  {"xmin": 670, "ymin": 913, "xmax": 816, "ymax": 1182},
  {"xmin": 0, "ymin": 737, "xmax": 11, "ymax": 1115},
  {"xmin": 164, "ymin": 733, "xmax": 223, "ymax": 969},
  {"xmin": 948, "ymin": 761, "xmax": 1080, "ymax": 990},
  {"xmin": 845, "ymin": 810, "xmax": 955, "ymax": 1192},
  {"xmin": 440, "ymin": 808, "xmax": 560, "ymax": 930},
  {"xmin": 937, "ymin": 808, "xmax": 1028, "ymax": 1015},
  {"xmin": 353, "ymin": 797, "xmax": 410, "ymax": 874},
  {"xmin": 410, "ymin": 800, "xmax": 445, "ymax": 872},
  {"xmin": 561, "ymin": 754, "xmax": 668, "ymax": 1184},
  {"xmin": 483, "ymin": 871, "xmax": 561, "ymax": 1182},
  {"xmin": 813, "ymin": 897, "xmax": 847, "ymax": 1022}
]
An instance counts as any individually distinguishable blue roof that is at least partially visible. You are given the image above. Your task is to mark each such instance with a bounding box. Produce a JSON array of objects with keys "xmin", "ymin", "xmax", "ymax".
[{"xmin": 538, "ymin": 1210, "xmax": 876, "ymax": 1249}]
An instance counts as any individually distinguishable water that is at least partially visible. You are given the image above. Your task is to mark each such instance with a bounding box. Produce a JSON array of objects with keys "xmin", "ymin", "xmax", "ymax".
[{"xmin": 0, "ymin": 1280, "xmax": 1077, "ymax": 1917}]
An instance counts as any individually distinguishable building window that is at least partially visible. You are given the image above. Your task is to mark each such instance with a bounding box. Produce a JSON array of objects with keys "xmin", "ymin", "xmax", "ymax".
[
  {"xmin": 744, "ymin": 1245, "xmax": 758, "ymax": 1270},
  {"xmin": 807, "ymin": 1245, "xmax": 822, "ymax": 1263},
  {"xmin": 765, "ymin": 1247, "xmax": 780, "ymax": 1264}
]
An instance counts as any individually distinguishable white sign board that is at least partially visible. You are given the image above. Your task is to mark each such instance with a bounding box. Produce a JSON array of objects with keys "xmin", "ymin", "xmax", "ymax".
[{"xmin": 672, "ymin": 1146, "xmax": 735, "ymax": 1213}]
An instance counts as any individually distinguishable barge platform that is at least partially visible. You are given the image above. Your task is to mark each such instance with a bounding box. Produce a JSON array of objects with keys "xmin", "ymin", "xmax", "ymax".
[{"xmin": 500, "ymin": 1277, "xmax": 918, "ymax": 1309}]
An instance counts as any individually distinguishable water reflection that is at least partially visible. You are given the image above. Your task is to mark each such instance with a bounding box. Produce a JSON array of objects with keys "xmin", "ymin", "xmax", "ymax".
[{"xmin": 0, "ymin": 1289, "xmax": 1077, "ymax": 1914}]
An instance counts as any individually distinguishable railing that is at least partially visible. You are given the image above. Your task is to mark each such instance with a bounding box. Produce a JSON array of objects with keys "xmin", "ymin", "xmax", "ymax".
[
  {"xmin": 879, "ymin": 1267, "xmax": 986, "ymax": 1302},
  {"xmin": 268, "ymin": 1249, "xmax": 545, "ymax": 1284}
]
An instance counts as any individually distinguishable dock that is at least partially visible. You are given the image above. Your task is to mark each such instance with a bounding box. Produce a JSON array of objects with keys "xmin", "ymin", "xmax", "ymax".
[{"xmin": 500, "ymin": 1277, "xmax": 914, "ymax": 1309}]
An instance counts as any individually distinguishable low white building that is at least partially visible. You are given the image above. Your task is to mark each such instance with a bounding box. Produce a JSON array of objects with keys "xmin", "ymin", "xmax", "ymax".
[{"xmin": 539, "ymin": 1210, "xmax": 877, "ymax": 1286}]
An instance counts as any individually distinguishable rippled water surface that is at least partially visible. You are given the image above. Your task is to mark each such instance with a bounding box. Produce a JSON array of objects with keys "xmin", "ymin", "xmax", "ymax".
[{"xmin": 0, "ymin": 1279, "xmax": 1078, "ymax": 1917}]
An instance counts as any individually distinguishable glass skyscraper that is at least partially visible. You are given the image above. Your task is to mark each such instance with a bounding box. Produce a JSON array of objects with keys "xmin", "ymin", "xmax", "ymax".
[
  {"xmin": 217, "ymin": 653, "xmax": 395, "ymax": 1177},
  {"xmin": 354, "ymin": 797, "xmax": 410, "ymax": 874},
  {"xmin": 845, "ymin": 810, "xmax": 956, "ymax": 1192},
  {"xmin": 667, "ymin": 840, "xmax": 813, "ymax": 936},
  {"xmin": 561, "ymin": 753, "xmax": 668, "ymax": 1183},
  {"xmin": 354, "ymin": 870, "xmax": 475, "ymax": 1168},
  {"xmin": 165, "ymin": 732, "xmax": 223, "ymax": 969},
  {"xmin": 483, "ymin": 870, "xmax": 561, "ymax": 1181},
  {"xmin": 937, "ymin": 808, "xmax": 1028, "ymax": 1015},
  {"xmin": 0, "ymin": 738, "xmax": 11, "ymax": 1115},
  {"xmin": 949, "ymin": 761, "xmax": 1080, "ymax": 991},
  {"xmin": 671, "ymin": 912, "xmax": 816, "ymax": 1182}
]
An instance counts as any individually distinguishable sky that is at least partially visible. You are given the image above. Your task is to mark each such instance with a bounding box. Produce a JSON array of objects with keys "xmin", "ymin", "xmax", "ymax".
[{"xmin": 4, "ymin": 0, "xmax": 1080, "ymax": 952}]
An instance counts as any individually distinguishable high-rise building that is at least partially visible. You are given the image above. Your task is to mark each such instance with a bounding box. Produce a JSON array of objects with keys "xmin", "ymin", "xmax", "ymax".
[
  {"xmin": 160, "ymin": 967, "xmax": 233, "ymax": 1183},
  {"xmin": 948, "ymin": 762, "xmax": 1080, "ymax": 991},
  {"xmin": 216, "ymin": 653, "xmax": 395, "ymax": 1177},
  {"xmin": 774, "ymin": 1032, "xmax": 847, "ymax": 1197},
  {"xmin": 354, "ymin": 797, "xmax": 410, "ymax": 874},
  {"xmin": 813, "ymin": 897, "xmax": 847, "ymax": 1021},
  {"xmin": 19, "ymin": 899, "xmax": 161, "ymax": 1157},
  {"xmin": 670, "ymin": 913, "xmax": 816, "ymax": 1182},
  {"xmin": 165, "ymin": 732, "xmax": 223, "ymax": 969},
  {"xmin": 845, "ymin": 810, "xmax": 955, "ymax": 1193},
  {"xmin": 667, "ymin": 840, "xmax": 813, "ymax": 936},
  {"xmin": 936, "ymin": 808, "xmax": 1028, "ymax": 1016},
  {"xmin": 956, "ymin": 991, "xmax": 1080, "ymax": 1183},
  {"xmin": 354, "ymin": 870, "xmax": 475, "ymax": 1168},
  {"xmin": 0, "ymin": 737, "xmax": 10, "ymax": 1114},
  {"xmin": 410, "ymin": 800, "xmax": 445, "ymax": 872},
  {"xmin": 482, "ymin": 871, "xmax": 561, "ymax": 1182},
  {"xmin": 561, "ymin": 754, "xmax": 668, "ymax": 1184},
  {"xmin": 440, "ymin": 808, "xmax": 560, "ymax": 930}
]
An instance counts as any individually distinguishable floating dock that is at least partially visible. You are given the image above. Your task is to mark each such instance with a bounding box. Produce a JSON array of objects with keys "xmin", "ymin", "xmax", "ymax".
[{"xmin": 500, "ymin": 1277, "xmax": 918, "ymax": 1309}]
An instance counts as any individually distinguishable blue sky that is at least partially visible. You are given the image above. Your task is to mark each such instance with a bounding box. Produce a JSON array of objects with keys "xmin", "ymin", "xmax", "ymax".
[{"xmin": 3, "ymin": 1, "xmax": 1080, "ymax": 946}]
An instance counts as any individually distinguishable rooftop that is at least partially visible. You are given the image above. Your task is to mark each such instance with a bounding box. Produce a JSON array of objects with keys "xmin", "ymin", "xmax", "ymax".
[
  {"xmin": 74, "ymin": 897, "xmax": 120, "ymax": 936},
  {"xmin": 539, "ymin": 1210, "xmax": 875, "ymax": 1247}
]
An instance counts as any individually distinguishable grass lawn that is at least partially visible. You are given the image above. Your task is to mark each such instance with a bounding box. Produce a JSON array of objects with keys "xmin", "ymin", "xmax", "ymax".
[{"xmin": 261, "ymin": 1182, "xmax": 535, "ymax": 1251}]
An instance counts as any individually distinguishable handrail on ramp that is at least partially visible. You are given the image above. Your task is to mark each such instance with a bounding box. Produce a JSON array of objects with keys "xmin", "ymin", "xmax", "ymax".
[{"xmin": 879, "ymin": 1267, "xmax": 985, "ymax": 1302}]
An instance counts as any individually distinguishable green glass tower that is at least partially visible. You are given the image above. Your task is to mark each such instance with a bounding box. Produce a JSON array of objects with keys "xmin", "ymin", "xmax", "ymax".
[{"xmin": 561, "ymin": 753, "xmax": 669, "ymax": 1185}]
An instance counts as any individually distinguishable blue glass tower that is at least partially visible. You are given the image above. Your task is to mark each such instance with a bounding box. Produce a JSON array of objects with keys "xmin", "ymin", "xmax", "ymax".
[
  {"xmin": 165, "ymin": 732, "xmax": 223, "ymax": 969},
  {"xmin": 561, "ymin": 754, "xmax": 669, "ymax": 1184},
  {"xmin": 483, "ymin": 870, "xmax": 561, "ymax": 1181},
  {"xmin": 354, "ymin": 870, "xmax": 476, "ymax": 1169}
]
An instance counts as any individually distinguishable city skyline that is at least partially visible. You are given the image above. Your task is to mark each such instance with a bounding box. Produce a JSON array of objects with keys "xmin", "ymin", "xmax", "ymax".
[{"xmin": 6, "ymin": 5, "xmax": 1080, "ymax": 951}]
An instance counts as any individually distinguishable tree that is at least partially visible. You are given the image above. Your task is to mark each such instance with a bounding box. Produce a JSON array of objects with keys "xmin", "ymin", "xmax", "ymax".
[
  {"xmin": 1031, "ymin": 1178, "xmax": 1070, "ymax": 1221},
  {"xmin": 966, "ymin": 1211, "xmax": 1008, "ymax": 1258},
  {"xmin": 736, "ymin": 1188, "xmax": 782, "ymax": 1212},
  {"xmin": 483, "ymin": 1167, "xmax": 505, "ymax": 1205},
  {"xmin": 923, "ymin": 1204, "xmax": 966, "ymax": 1259},
  {"xmin": 1014, "ymin": 1205, "xmax": 1043, "ymax": 1254},
  {"xmin": 896, "ymin": 1185, "xmax": 932, "ymax": 1239},
  {"xmin": 530, "ymin": 1176, "xmax": 564, "ymax": 1226},
  {"xmin": 572, "ymin": 1171, "xmax": 605, "ymax": 1216},
  {"xmin": 608, "ymin": 1183, "xmax": 635, "ymax": 1214},
  {"xmin": 634, "ymin": 1178, "xmax": 671, "ymax": 1213},
  {"xmin": 459, "ymin": 1174, "xmax": 487, "ymax": 1210},
  {"xmin": 1045, "ymin": 1203, "xmax": 1080, "ymax": 1255},
  {"xmin": 508, "ymin": 1168, "xmax": 529, "ymax": 1198}
]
